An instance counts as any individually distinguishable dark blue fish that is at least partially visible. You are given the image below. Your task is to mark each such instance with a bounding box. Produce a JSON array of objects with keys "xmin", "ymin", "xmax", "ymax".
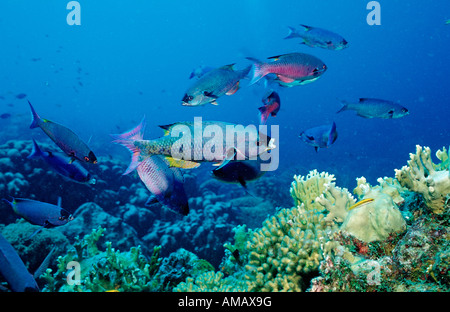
[
  {"xmin": 15, "ymin": 93, "xmax": 27, "ymax": 99},
  {"xmin": 0, "ymin": 113, "xmax": 11, "ymax": 119},
  {"xmin": 28, "ymin": 139, "xmax": 96, "ymax": 184},
  {"xmin": 3, "ymin": 197, "xmax": 73, "ymax": 235},
  {"xmin": 0, "ymin": 233, "xmax": 39, "ymax": 292},
  {"xmin": 28, "ymin": 101, "xmax": 97, "ymax": 164},
  {"xmin": 0, "ymin": 233, "xmax": 55, "ymax": 292},
  {"xmin": 111, "ymin": 118, "xmax": 189, "ymax": 215},
  {"xmin": 258, "ymin": 90, "xmax": 281, "ymax": 124},
  {"xmin": 212, "ymin": 158, "xmax": 265, "ymax": 189},
  {"xmin": 299, "ymin": 122, "xmax": 338, "ymax": 152}
]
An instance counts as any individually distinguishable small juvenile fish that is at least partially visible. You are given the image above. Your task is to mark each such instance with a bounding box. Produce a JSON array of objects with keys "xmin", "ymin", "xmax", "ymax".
[
  {"xmin": 284, "ymin": 25, "xmax": 348, "ymax": 50},
  {"xmin": 3, "ymin": 197, "xmax": 73, "ymax": 236},
  {"xmin": 299, "ymin": 122, "xmax": 338, "ymax": 152},
  {"xmin": 337, "ymin": 98, "xmax": 409, "ymax": 119},
  {"xmin": 348, "ymin": 198, "xmax": 374, "ymax": 211},
  {"xmin": 28, "ymin": 139, "xmax": 96, "ymax": 184},
  {"xmin": 182, "ymin": 64, "xmax": 250, "ymax": 106},
  {"xmin": 258, "ymin": 90, "xmax": 281, "ymax": 124},
  {"xmin": 28, "ymin": 101, "xmax": 97, "ymax": 164},
  {"xmin": 247, "ymin": 53, "xmax": 327, "ymax": 86}
]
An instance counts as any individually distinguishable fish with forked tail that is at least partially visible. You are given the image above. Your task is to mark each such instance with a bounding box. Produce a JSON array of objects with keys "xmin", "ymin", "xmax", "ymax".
[
  {"xmin": 337, "ymin": 98, "xmax": 409, "ymax": 119},
  {"xmin": 284, "ymin": 25, "xmax": 348, "ymax": 50},
  {"xmin": 299, "ymin": 122, "xmax": 338, "ymax": 152},
  {"xmin": 247, "ymin": 53, "xmax": 327, "ymax": 87},
  {"xmin": 28, "ymin": 101, "xmax": 97, "ymax": 164}
]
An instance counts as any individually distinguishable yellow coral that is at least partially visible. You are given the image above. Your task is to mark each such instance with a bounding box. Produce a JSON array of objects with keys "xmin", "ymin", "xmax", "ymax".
[
  {"xmin": 395, "ymin": 145, "xmax": 450, "ymax": 214},
  {"xmin": 243, "ymin": 205, "xmax": 337, "ymax": 291},
  {"xmin": 290, "ymin": 169, "xmax": 335, "ymax": 209}
]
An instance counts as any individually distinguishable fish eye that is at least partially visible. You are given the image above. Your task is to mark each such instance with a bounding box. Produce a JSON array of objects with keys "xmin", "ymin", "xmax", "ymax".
[
  {"xmin": 401, "ymin": 108, "xmax": 408, "ymax": 113},
  {"xmin": 182, "ymin": 94, "xmax": 193, "ymax": 102}
]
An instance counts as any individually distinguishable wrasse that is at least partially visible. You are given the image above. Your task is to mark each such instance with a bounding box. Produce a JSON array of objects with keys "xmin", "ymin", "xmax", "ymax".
[{"xmin": 348, "ymin": 198, "xmax": 374, "ymax": 211}]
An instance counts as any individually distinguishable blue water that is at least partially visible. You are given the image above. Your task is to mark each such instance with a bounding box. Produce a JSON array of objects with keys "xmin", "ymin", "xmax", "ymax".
[{"xmin": 1, "ymin": 0, "xmax": 449, "ymax": 186}]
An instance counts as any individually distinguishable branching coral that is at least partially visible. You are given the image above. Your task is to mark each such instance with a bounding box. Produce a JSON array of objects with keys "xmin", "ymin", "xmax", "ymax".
[
  {"xmin": 290, "ymin": 170, "xmax": 335, "ymax": 209},
  {"xmin": 395, "ymin": 145, "xmax": 450, "ymax": 214},
  {"xmin": 41, "ymin": 227, "xmax": 162, "ymax": 292}
]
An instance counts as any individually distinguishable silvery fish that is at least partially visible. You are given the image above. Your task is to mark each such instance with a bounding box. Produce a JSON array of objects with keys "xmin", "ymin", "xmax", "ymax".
[
  {"xmin": 111, "ymin": 118, "xmax": 189, "ymax": 215},
  {"xmin": 299, "ymin": 122, "xmax": 338, "ymax": 152},
  {"xmin": 247, "ymin": 53, "xmax": 327, "ymax": 87},
  {"xmin": 28, "ymin": 139, "xmax": 96, "ymax": 184},
  {"xmin": 284, "ymin": 25, "xmax": 348, "ymax": 50},
  {"xmin": 182, "ymin": 64, "xmax": 250, "ymax": 106},
  {"xmin": 112, "ymin": 118, "xmax": 275, "ymax": 170},
  {"xmin": 28, "ymin": 101, "xmax": 97, "ymax": 164},
  {"xmin": 337, "ymin": 98, "xmax": 409, "ymax": 119}
]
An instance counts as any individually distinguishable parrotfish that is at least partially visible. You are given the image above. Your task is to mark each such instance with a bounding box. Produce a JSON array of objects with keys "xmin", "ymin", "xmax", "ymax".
[
  {"xmin": 113, "ymin": 118, "xmax": 275, "ymax": 170},
  {"xmin": 28, "ymin": 101, "xmax": 97, "ymax": 164},
  {"xmin": 182, "ymin": 64, "xmax": 251, "ymax": 106},
  {"xmin": 28, "ymin": 139, "xmax": 96, "ymax": 184},
  {"xmin": 284, "ymin": 25, "xmax": 348, "ymax": 50},
  {"xmin": 337, "ymin": 98, "xmax": 409, "ymax": 119},
  {"xmin": 0, "ymin": 233, "xmax": 55, "ymax": 292},
  {"xmin": 258, "ymin": 90, "xmax": 281, "ymax": 124},
  {"xmin": 3, "ymin": 197, "xmax": 73, "ymax": 236},
  {"xmin": 299, "ymin": 122, "xmax": 338, "ymax": 152},
  {"xmin": 212, "ymin": 157, "xmax": 265, "ymax": 189},
  {"xmin": 112, "ymin": 119, "xmax": 189, "ymax": 215},
  {"xmin": 247, "ymin": 53, "xmax": 327, "ymax": 86}
]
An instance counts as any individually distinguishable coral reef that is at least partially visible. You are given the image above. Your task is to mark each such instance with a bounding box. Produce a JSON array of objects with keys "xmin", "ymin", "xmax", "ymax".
[{"xmin": 395, "ymin": 145, "xmax": 450, "ymax": 214}]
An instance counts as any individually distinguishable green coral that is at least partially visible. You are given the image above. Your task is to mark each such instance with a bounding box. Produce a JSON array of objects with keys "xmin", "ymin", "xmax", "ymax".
[{"xmin": 41, "ymin": 227, "xmax": 162, "ymax": 292}]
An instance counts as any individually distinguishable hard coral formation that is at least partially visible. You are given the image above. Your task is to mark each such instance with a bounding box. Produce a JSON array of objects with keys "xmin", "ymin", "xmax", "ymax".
[{"xmin": 395, "ymin": 145, "xmax": 450, "ymax": 214}]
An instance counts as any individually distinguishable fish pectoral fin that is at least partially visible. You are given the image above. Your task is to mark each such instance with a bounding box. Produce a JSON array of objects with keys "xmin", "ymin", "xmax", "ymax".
[
  {"xmin": 203, "ymin": 91, "xmax": 218, "ymax": 99},
  {"xmin": 226, "ymin": 82, "xmax": 240, "ymax": 96},
  {"xmin": 276, "ymin": 75, "xmax": 295, "ymax": 83},
  {"xmin": 210, "ymin": 100, "xmax": 219, "ymax": 106},
  {"xmin": 237, "ymin": 176, "xmax": 247, "ymax": 189},
  {"xmin": 164, "ymin": 156, "xmax": 200, "ymax": 169}
]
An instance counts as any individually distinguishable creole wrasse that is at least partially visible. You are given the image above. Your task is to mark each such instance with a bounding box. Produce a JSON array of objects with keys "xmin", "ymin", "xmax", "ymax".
[{"xmin": 284, "ymin": 25, "xmax": 348, "ymax": 50}]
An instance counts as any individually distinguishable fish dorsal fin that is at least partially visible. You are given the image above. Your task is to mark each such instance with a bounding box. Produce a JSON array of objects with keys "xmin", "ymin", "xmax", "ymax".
[
  {"xmin": 34, "ymin": 246, "xmax": 56, "ymax": 279},
  {"xmin": 299, "ymin": 24, "xmax": 312, "ymax": 31},
  {"xmin": 158, "ymin": 123, "xmax": 176, "ymax": 136},
  {"xmin": 57, "ymin": 197, "xmax": 62, "ymax": 207},
  {"xmin": 267, "ymin": 55, "xmax": 283, "ymax": 61},
  {"xmin": 359, "ymin": 98, "xmax": 375, "ymax": 103},
  {"xmin": 219, "ymin": 63, "xmax": 236, "ymax": 71}
]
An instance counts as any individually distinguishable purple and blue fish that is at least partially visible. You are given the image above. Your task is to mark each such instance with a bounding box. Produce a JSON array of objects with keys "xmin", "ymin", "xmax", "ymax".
[
  {"xmin": 258, "ymin": 90, "xmax": 281, "ymax": 124},
  {"xmin": 28, "ymin": 101, "xmax": 97, "ymax": 164},
  {"xmin": 3, "ymin": 197, "xmax": 73, "ymax": 236},
  {"xmin": 28, "ymin": 139, "xmax": 96, "ymax": 184},
  {"xmin": 299, "ymin": 122, "xmax": 338, "ymax": 152}
]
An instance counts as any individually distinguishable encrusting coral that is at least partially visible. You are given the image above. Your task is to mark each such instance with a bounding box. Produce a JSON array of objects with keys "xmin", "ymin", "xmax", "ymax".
[{"xmin": 395, "ymin": 145, "xmax": 450, "ymax": 214}]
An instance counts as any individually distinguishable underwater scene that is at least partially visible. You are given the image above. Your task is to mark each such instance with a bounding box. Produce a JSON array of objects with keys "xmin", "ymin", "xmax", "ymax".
[{"xmin": 0, "ymin": 0, "xmax": 449, "ymax": 295}]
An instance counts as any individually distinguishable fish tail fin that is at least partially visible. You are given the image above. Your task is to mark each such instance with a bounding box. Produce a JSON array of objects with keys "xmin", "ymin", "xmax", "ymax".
[
  {"xmin": 258, "ymin": 106, "xmax": 270, "ymax": 124},
  {"xmin": 111, "ymin": 117, "xmax": 146, "ymax": 175},
  {"xmin": 327, "ymin": 122, "xmax": 337, "ymax": 147},
  {"xmin": 336, "ymin": 98, "xmax": 349, "ymax": 113},
  {"xmin": 28, "ymin": 100, "xmax": 41, "ymax": 129},
  {"xmin": 246, "ymin": 57, "xmax": 268, "ymax": 85},
  {"xmin": 27, "ymin": 139, "xmax": 43, "ymax": 159},
  {"xmin": 284, "ymin": 26, "xmax": 301, "ymax": 39}
]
